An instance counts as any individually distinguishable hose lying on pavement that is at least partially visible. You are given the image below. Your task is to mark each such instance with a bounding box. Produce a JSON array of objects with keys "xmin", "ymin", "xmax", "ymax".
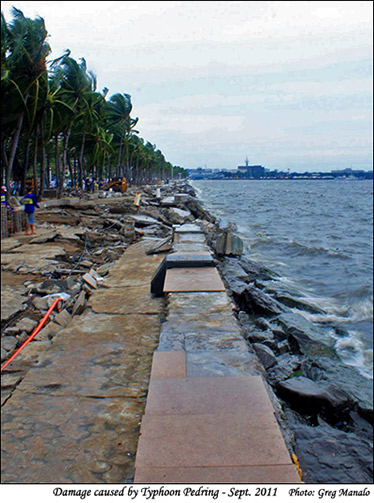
[{"xmin": 1, "ymin": 297, "xmax": 62, "ymax": 374}]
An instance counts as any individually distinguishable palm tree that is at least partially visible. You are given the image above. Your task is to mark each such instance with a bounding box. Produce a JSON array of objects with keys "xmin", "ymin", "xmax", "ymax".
[
  {"xmin": 105, "ymin": 93, "xmax": 133, "ymax": 177},
  {"xmin": 2, "ymin": 7, "xmax": 51, "ymax": 190}
]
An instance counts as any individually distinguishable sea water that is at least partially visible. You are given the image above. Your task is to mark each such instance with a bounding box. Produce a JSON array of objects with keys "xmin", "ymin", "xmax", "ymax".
[{"xmin": 192, "ymin": 179, "xmax": 373, "ymax": 381}]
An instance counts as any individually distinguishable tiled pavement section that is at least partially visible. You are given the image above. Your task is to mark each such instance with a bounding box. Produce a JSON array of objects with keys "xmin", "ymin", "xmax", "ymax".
[
  {"xmin": 134, "ymin": 228, "xmax": 301, "ymax": 483},
  {"xmin": 1, "ymin": 241, "xmax": 163, "ymax": 483}
]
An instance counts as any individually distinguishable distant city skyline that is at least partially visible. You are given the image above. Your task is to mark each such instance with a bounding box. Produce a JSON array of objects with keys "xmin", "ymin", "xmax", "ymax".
[{"xmin": 2, "ymin": 1, "xmax": 373, "ymax": 172}]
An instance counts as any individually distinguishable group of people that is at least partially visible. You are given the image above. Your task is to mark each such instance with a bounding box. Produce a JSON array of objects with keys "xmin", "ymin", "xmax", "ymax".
[
  {"xmin": 1, "ymin": 184, "xmax": 40, "ymax": 235},
  {"xmin": 84, "ymin": 177, "xmax": 106, "ymax": 192}
]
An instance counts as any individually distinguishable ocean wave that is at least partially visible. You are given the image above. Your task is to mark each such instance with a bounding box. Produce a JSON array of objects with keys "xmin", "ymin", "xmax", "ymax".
[
  {"xmin": 286, "ymin": 240, "xmax": 350, "ymax": 259},
  {"xmin": 292, "ymin": 296, "xmax": 373, "ymax": 324},
  {"xmin": 333, "ymin": 330, "xmax": 373, "ymax": 380}
]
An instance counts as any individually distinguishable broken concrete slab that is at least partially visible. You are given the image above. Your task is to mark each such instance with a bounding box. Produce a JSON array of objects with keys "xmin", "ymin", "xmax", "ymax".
[
  {"xmin": 71, "ymin": 291, "xmax": 86, "ymax": 316},
  {"xmin": 151, "ymin": 253, "xmax": 215, "ymax": 296},
  {"xmin": 82, "ymin": 273, "xmax": 97, "ymax": 290},
  {"xmin": 53, "ymin": 309, "xmax": 72, "ymax": 328}
]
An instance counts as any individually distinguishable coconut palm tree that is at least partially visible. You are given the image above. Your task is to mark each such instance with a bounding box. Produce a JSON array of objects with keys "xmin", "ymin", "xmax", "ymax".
[{"xmin": 2, "ymin": 7, "xmax": 51, "ymax": 190}]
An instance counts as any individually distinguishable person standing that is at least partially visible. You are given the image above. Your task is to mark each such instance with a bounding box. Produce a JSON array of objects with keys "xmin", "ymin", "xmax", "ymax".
[
  {"xmin": 21, "ymin": 186, "xmax": 39, "ymax": 235},
  {"xmin": 1, "ymin": 185, "xmax": 12, "ymax": 209}
]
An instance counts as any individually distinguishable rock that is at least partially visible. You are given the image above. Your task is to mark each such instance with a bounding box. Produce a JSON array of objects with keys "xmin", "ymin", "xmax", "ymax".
[
  {"xmin": 53, "ymin": 309, "xmax": 72, "ymax": 327},
  {"xmin": 15, "ymin": 317, "xmax": 38, "ymax": 334},
  {"xmin": 2, "ymin": 336, "xmax": 18, "ymax": 353},
  {"xmin": 291, "ymin": 421, "xmax": 373, "ymax": 483},
  {"xmin": 185, "ymin": 198, "xmax": 215, "ymax": 223},
  {"xmin": 174, "ymin": 193, "xmax": 191, "ymax": 204},
  {"xmin": 71, "ymin": 290, "xmax": 86, "ymax": 316},
  {"xmin": 164, "ymin": 208, "xmax": 192, "ymax": 225},
  {"xmin": 35, "ymin": 277, "xmax": 77, "ymax": 295},
  {"xmin": 32, "ymin": 296, "xmax": 50, "ymax": 311},
  {"xmin": 240, "ymin": 257, "xmax": 274, "ymax": 281},
  {"xmin": 16, "ymin": 331, "xmax": 29, "ymax": 343},
  {"xmin": 1, "ymin": 348, "xmax": 8, "ymax": 362},
  {"xmin": 248, "ymin": 330, "xmax": 275, "ymax": 344},
  {"xmin": 161, "ymin": 196, "xmax": 175, "ymax": 207},
  {"xmin": 273, "ymin": 293, "xmax": 325, "ymax": 314},
  {"xmin": 131, "ymin": 214, "xmax": 160, "ymax": 226},
  {"xmin": 272, "ymin": 312, "xmax": 335, "ymax": 355},
  {"xmin": 232, "ymin": 285, "xmax": 283, "ymax": 317},
  {"xmin": 215, "ymin": 231, "xmax": 243, "ymax": 256},
  {"xmin": 277, "ymin": 340, "xmax": 290, "ymax": 354},
  {"xmin": 220, "ymin": 258, "xmax": 249, "ymax": 289},
  {"xmin": 97, "ymin": 262, "xmax": 115, "ymax": 275},
  {"xmin": 3, "ymin": 326, "xmax": 20, "ymax": 336},
  {"xmin": 276, "ymin": 376, "xmax": 354, "ymax": 421},
  {"xmin": 252, "ymin": 343, "xmax": 278, "ymax": 369}
]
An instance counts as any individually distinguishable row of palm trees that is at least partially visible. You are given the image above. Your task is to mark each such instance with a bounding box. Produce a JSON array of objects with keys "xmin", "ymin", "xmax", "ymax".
[{"xmin": 1, "ymin": 7, "xmax": 187, "ymax": 198}]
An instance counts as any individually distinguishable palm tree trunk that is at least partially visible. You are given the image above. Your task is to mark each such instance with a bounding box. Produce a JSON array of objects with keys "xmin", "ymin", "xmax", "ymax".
[
  {"xmin": 6, "ymin": 112, "xmax": 24, "ymax": 191},
  {"xmin": 55, "ymin": 134, "xmax": 62, "ymax": 198},
  {"xmin": 32, "ymin": 125, "xmax": 39, "ymax": 193},
  {"xmin": 39, "ymin": 117, "xmax": 46, "ymax": 199}
]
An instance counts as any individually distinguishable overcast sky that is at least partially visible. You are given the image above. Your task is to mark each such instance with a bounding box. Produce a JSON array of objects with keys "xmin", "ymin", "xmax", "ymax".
[{"xmin": 2, "ymin": 1, "xmax": 373, "ymax": 172}]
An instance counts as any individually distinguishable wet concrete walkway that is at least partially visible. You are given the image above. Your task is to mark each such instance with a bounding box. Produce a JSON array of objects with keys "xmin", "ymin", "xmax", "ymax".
[
  {"xmin": 134, "ymin": 225, "xmax": 301, "ymax": 483},
  {"xmin": 1, "ymin": 241, "xmax": 163, "ymax": 483}
]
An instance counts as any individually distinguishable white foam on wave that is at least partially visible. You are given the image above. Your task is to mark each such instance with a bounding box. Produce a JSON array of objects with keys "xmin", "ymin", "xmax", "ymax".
[{"xmin": 332, "ymin": 330, "xmax": 373, "ymax": 380}]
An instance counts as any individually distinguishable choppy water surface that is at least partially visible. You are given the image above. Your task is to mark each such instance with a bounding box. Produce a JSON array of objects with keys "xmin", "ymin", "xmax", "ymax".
[{"xmin": 192, "ymin": 179, "xmax": 373, "ymax": 380}]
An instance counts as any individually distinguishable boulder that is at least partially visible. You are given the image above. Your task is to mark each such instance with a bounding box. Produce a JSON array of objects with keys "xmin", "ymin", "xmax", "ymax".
[
  {"xmin": 232, "ymin": 285, "xmax": 283, "ymax": 317},
  {"xmin": 252, "ymin": 343, "xmax": 277, "ymax": 369},
  {"xmin": 1, "ymin": 348, "xmax": 9, "ymax": 362},
  {"xmin": 2, "ymin": 336, "xmax": 18, "ymax": 353},
  {"xmin": 276, "ymin": 376, "xmax": 354, "ymax": 420},
  {"xmin": 291, "ymin": 421, "xmax": 373, "ymax": 483},
  {"xmin": 15, "ymin": 317, "xmax": 38, "ymax": 334}
]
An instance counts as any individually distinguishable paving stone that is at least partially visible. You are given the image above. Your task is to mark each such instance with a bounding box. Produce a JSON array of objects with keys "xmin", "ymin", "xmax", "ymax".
[
  {"xmin": 174, "ymin": 233, "xmax": 206, "ymax": 244},
  {"xmin": 167, "ymin": 291, "xmax": 234, "ymax": 315},
  {"xmin": 164, "ymin": 267, "xmax": 225, "ymax": 293},
  {"xmin": 134, "ymin": 465, "xmax": 301, "ymax": 483},
  {"xmin": 145, "ymin": 376, "xmax": 275, "ymax": 416},
  {"xmin": 173, "ymin": 223, "xmax": 202, "ymax": 233},
  {"xmin": 173, "ymin": 242, "xmax": 211, "ymax": 253},
  {"xmin": 136, "ymin": 413, "xmax": 292, "ymax": 468},
  {"xmin": 150, "ymin": 351, "xmax": 186, "ymax": 378}
]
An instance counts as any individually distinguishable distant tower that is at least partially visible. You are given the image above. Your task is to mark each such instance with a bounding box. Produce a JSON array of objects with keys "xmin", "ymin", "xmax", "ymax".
[{"xmin": 245, "ymin": 156, "xmax": 249, "ymax": 167}]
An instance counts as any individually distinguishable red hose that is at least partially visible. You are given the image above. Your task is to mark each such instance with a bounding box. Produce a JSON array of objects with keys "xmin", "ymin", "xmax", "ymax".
[{"xmin": 1, "ymin": 297, "xmax": 62, "ymax": 374}]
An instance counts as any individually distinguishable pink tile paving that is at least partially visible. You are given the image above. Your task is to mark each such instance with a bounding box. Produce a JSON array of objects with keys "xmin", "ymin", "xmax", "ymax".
[
  {"xmin": 145, "ymin": 376, "xmax": 275, "ymax": 416},
  {"xmin": 135, "ymin": 465, "xmax": 301, "ymax": 483},
  {"xmin": 135, "ymin": 413, "xmax": 293, "ymax": 468},
  {"xmin": 150, "ymin": 351, "xmax": 187, "ymax": 378}
]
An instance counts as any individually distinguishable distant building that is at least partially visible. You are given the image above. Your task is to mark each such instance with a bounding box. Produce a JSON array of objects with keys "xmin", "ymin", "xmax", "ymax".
[{"xmin": 237, "ymin": 157, "xmax": 265, "ymax": 178}]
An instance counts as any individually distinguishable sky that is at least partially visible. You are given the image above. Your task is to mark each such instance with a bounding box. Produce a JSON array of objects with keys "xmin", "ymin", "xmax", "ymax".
[{"xmin": 2, "ymin": 1, "xmax": 373, "ymax": 172}]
